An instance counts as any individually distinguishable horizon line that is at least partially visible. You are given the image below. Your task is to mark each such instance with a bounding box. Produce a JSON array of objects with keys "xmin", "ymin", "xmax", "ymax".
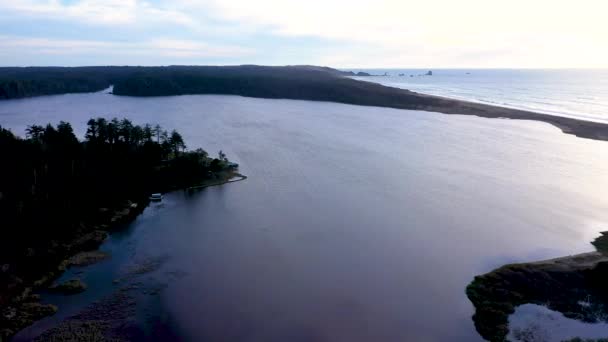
[{"xmin": 1, "ymin": 64, "xmax": 607, "ymax": 70}]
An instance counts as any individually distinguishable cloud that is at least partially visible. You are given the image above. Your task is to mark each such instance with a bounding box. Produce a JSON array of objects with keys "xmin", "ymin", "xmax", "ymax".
[
  {"xmin": 0, "ymin": 0, "xmax": 195, "ymax": 26},
  {"xmin": 0, "ymin": 36, "xmax": 255, "ymax": 60},
  {"xmin": 0, "ymin": 0, "xmax": 607, "ymax": 67},
  {"xmin": 187, "ymin": 0, "xmax": 608, "ymax": 67}
]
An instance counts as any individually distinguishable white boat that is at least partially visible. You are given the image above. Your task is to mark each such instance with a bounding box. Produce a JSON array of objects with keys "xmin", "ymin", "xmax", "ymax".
[{"xmin": 149, "ymin": 193, "xmax": 163, "ymax": 201}]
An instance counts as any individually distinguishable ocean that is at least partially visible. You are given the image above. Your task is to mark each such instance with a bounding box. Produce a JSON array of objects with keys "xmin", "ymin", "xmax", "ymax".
[{"xmin": 348, "ymin": 69, "xmax": 608, "ymax": 123}]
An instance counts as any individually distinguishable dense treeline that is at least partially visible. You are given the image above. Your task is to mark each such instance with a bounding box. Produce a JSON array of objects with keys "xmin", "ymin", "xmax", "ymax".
[
  {"xmin": 0, "ymin": 118, "xmax": 232, "ymax": 306},
  {"xmin": 0, "ymin": 65, "xmax": 344, "ymax": 100},
  {"xmin": 111, "ymin": 65, "xmax": 347, "ymax": 97},
  {"xmin": 4, "ymin": 66, "xmax": 605, "ymax": 141},
  {"xmin": 0, "ymin": 66, "xmax": 133, "ymax": 99},
  {"xmin": 0, "ymin": 65, "xmax": 438, "ymax": 108}
]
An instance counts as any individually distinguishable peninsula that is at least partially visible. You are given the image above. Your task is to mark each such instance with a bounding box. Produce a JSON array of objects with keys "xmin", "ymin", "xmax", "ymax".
[
  {"xmin": 0, "ymin": 118, "xmax": 242, "ymax": 340},
  {"xmin": 467, "ymin": 232, "xmax": 608, "ymax": 341},
  {"xmin": 1, "ymin": 65, "xmax": 607, "ymax": 142}
]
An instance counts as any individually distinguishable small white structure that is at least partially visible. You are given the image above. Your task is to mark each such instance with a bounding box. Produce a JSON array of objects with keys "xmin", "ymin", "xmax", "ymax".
[{"xmin": 149, "ymin": 193, "xmax": 163, "ymax": 201}]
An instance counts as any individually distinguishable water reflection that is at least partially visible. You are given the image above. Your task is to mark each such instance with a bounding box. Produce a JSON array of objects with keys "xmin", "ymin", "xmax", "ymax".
[{"xmin": 2, "ymin": 93, "xmax": 608, "ymax": 340}]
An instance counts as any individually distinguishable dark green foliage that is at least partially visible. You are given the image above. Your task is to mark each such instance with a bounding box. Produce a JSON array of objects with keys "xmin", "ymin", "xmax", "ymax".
[
  {"xmin": 2, "ymin": 66, "xmax": 607, "ymax": 143},
  {"xmin": 466, "ymin": 257, "xmax": 608, "ymax": 341},
  {"xmin": 0, "ymin": 66, "xmax": 136, "ymax": 99},
  {"xmin": 0, "ymin": 65, "xmax": 438, "ymax": 110},
  {"xmin": 592, "ymin": 231, "xmax": 608, "ymax": 255},
  {"xmin": 0, "ymin": 119, "xmax": 220, "ymax": 307},
  {"xmin": 109, "ymin": 65, "xmax": 439, "ymax": 110}
]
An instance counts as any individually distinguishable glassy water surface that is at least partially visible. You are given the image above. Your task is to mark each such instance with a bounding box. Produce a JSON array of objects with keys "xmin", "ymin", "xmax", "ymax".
[{"xmin": 1, "ymin": 91, "xmax": 608, "ymax": 341}]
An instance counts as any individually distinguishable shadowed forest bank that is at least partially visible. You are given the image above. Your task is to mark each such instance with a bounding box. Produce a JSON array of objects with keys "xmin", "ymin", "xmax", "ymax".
[
  {"xmin": 0, "ymin": 118, "xmax": 240, "ymax": 339},
  {"xmin": 467, "ymin": 232, "xmax": 608, "ymax": 341}
]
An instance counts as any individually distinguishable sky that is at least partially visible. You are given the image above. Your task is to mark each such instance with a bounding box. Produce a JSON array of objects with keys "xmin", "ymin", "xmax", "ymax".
[{"xmin": 0, "ymin": 0, "xmax": 607, "ymax": 68}]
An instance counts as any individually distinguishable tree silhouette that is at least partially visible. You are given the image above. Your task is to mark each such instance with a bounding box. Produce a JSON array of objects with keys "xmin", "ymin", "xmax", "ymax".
[
  {"xmin": 218, "ymin": 150, "xmax": 227, "ymax": 162},
  {"xmin": 25, "ymin": 125, "xmax": 44, "ymax": 142},
  {"xmin": 154, "ymin": 124, "xmax": 162, "ymax": 143},
  {"xmin": 169, "ymin": 130, "xmax": 186, "ymax": 155},
  {"xmin": 0, "ymin": 117, "xmax": 235, "ymax": 317}
]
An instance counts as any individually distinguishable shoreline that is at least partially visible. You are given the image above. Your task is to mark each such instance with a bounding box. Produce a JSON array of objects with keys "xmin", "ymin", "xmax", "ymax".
[
  {"xmin": 100, "ymin": 86, "xmax": 608, "ymax": 142},
  {"xmin": 467, "ymin": 242, "xmax": 608, "ymax": 341},
  {"xmin": 1, "ymin": 172, "xmax": 246, "ymax": 341},
  {"xmin": 94, "ymin": 66, "xmax": 608, "ymax": 143},
  {"xmin": 186, "ymin": 172, "xmax": 247, "ymax": 191},
  {"xmin": 350, "ymin": 75, "xmax": 608, "ymax": 125},
  {"xmin": 331, "ymin": 78, "xmax": 608, "ymax": 142},
  {"xmin": 406, "ymin": 91, "xmax": 608, "ymax": 141},
  {"xmin": 3, "ymin": 65, "xmax": 607, "ymax": 142},
  {"xmin": 0, "ymin": 200, "xmax": 147, "ymax": 340},
  {"xmin": 105, "ymin": 81, "xmax": 608, "ymax": 142}
]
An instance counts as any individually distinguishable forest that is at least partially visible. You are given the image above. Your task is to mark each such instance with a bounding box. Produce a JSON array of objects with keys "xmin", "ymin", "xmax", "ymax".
[
  {"xmin": 0, "ymin": 65, "xmax": 431, "ymax": 107},
  {"xmin": 0, "ymin": 65, "xmax": 434, "ymax": 108},
  {"xmin": 3, "ymin": 65, "xmax": 607, "ymax": 142},
  {"xmin": 0, "ymin": 65, "xmax": 347, "ymax": 100},
  {"xmin": 0, "ymin": 66, "xmax": 136, "ymax": 99},
  {"xmin": 0, "ymin": 118, "xmax": 234, "ymax": 310}
]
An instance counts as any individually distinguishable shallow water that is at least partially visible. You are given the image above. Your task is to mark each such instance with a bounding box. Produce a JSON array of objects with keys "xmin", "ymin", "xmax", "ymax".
[
  {"xmin": 509, "ymin": 304, "xmax": 608, "ymax": 341},
  {"xmin": 2, "ymin": 92, "xmax": 608, "ymax": 341}
]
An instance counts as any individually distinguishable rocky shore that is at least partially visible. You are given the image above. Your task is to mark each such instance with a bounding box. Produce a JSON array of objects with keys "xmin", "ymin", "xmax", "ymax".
[{"xmin": 467, "ymin": 233, "xmax": 608, "ymax": 341}]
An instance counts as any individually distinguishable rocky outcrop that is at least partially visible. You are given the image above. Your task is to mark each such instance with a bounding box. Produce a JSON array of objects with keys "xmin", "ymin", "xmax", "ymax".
[
  {"xmin": 467, "ymin": 233, "xmax": 608, "ymax": 341},
  {"xmin": 340, "ymin": 71, "xmax": 373, "ymax": 76}
]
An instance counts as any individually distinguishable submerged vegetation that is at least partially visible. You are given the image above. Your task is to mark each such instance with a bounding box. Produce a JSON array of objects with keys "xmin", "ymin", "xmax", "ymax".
[
  {"xmin": 0, "ymin": 117, "xmax": 239, "ymax": 339},
  {"xmin": 466, "ymin": 233, "xmax": 608, "ymax": 341},
  {"xmin": 48, "ymin": 279, "xmax": 87, "ymax": 295}
]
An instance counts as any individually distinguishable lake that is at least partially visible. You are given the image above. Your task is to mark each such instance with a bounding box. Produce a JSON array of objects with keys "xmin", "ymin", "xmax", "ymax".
[{"xmin": 2, "ymin": 91, "xmax": 608, "ymax": 341}]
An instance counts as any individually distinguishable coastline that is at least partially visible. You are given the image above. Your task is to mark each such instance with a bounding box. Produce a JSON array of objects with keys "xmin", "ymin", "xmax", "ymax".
[
  {"xmin": 403, "ymin": 90, "xmax": 608, "ymax": 142},
  {"xmin": 349, "ymin": 74, "xmax": 608, "ymax": 125},
  {"xmin": 467, "ymin": 234, "xmax": 608, "ymax": 341},
  {"xmin": 186, "ymin": 172, "xmax": 247, "ymax": 191},
  {"xmin": 2, "ymin": 65, "xmax": 608, "ymax": 142},
  {"xmin": 330, "ymin": 76, "xmax": 608, "ymax": 142},
  {"xmin": 0, "ymin": 199, "xmax": 147, "ymax": 340},
  {"xmin": 0, "ymin": 171, "xmax": 246, "ymax": 341},
  {"xmin": 102, "ymin": 66, "xmax": 608, "ymax": 143},
  {"xmin": 106, "ymin": 73, "xmax": 608, "ymax": 142}
]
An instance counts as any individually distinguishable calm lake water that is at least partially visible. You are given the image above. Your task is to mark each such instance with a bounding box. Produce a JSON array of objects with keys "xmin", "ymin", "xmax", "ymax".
[{"xmin": 2, "ymin": 91, "xmax": 608, "ymax": 341}]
